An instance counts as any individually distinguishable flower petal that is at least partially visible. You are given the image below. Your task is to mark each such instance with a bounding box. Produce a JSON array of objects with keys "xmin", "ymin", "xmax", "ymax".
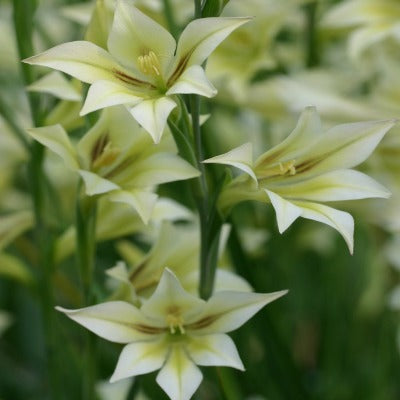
[
  {"xmin": 156, "ymin": 346, "xmax": 203, "ymax": 400},
  {"xmin": 56, "ymin": 301, "xmax": 161, "ymax": 343},
  {"xmin": 80, "ymin": 80, "xmax": 142, "ymax": 116},
  {"xmin": 141, "ymin": 269, "xmax": 206, "ymax": 323},
  {"xmin": 23, "ymin": 41, "xmax": 120, "ymax": 84},
  {"xmin": 26, "ymin": 125, "xmax": 79, "ymax": 170},
  {"xmin": 166, "ymin": 65, "xmax": 217, "ymax": 98},
  {"xmin": 173, "ymin": 17, "xmax": 251, "ymax": 72},
  {"xmin": 108, "ymin": 0, "xmax": 175, "ymax": 76},
  {"xmin": 189, "ymin": 290, "xmax": 287, "ymax": 334},
  {"xmin": 108, "ymin": 189, "xmax": 158, "ymax": 225},
  {"xmin": 129, "ymin": 97, "xmax": 177, "ymax": 143},
  {"xmin": 265, "ymin": 190, "xmax": 303, "ymax": 233},
  {"xmin": 306, "ymin": 119, "xmax": 396, "ymax": 174},
  {"xmin": 79, "ymin": 170, "xmax": 120, "ymax": 195},
  {"xmin": 186, "ymin": 333, "xmax": 244, "ymax": 370},
  {"xmin": 27, "ymin": 71, "xmax": 81, "ymax": 101},
  {"xmin": 110, "ymin": 338, "xmax": 169, "ymax": 382},
  {"xmin": 293, "ymin": 201, "xmax": 355, "ymax": 254},
  {"xmin": 126, "ymin": 152, "xmax": 200, "ymax": 187},
  {"xmin": 269, "ymin": 169, "xmax": 391, "ymax": 201},
  {"xmin": 204, "ymin": 143, "xmax": 257, "ymax": 183},
  {"xmin": 349, "ymin": 23, "xmax": 394, "ymax": 60},
  {"xmin": 255, "ymin": 106, "xmax": 322, "ymax": 168}
]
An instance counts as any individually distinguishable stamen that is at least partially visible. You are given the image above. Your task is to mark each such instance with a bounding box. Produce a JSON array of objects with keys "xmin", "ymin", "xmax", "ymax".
[
  {"xmin": 166, "ymin": 308, "xmax": 185, "ymax": 335},
  {"xmin": 138, "ymin": 51, "xmax": 161, "ymax": 77},
  {"xmin": 257, "ymin": 159, "xmax": 297, "ymax": 179}
]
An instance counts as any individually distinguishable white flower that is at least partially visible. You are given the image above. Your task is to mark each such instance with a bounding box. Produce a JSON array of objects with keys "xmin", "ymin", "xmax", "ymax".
[
  {"xmin": 57, "ymin": 269, "xmax": 286, "ymax": 400},
  {"xmin": 204, "ymin": 107, "xmax": 395, "ymax": 253},
  {"xmin": 24, "ymin": 0, "xmax": 250, "ymax": 143},
  {"xmin": 27, "ymin": 106, "xmax": 199, "ymax": 223}
]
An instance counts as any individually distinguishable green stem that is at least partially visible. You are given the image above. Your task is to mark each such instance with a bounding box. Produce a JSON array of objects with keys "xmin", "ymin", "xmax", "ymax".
[
  {"xmin": 167, "ymin": 118, "xmax": 197, "ymax": 167},
  {"xmin": 76, "ymin": 190, "xmax": 98, "ymax": 400},
  {"xmin": 13, "ymin": 2, "xmax": 62, "ymax": 399},
  {"xmin": 305, "ymin": 0, "xmax": 319, "ymax": 67},
  {"xmin": 188, "ymin": 95, "xmax": 221, "ymax": 300},
  {"xmin": 194, "ymin": 0, "xmax": 202, "ymax": 18},
  {"xmin": 76, "ymin": 191, "xmax": 97, "ymax": 305},
  {"xmin": 162, "ymin": 0, "xmax": 178, "ymax": 38}
]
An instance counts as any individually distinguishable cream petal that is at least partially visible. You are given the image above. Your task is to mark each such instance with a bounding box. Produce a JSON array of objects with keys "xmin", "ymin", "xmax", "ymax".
[
  {"xmin": 349, "ymin": 24, "xmax": 393, "ymax": 60},
  {"xmin": 172, "ymin": 17, "xmax": 251, "ymax": 73},
  {"xmin": 186, "ymin": 333, "xmax": 244, "ymax": 370},
  {"xmin": 156, "ymin": 346, "xmax": 203, "ymax": 400},
  {"xmin": 190, "ymin": 290, "xmax": 287, "ymax": 334},
  {"xmin": 110, "ymin": 338, "xmax": 169, "ymax": 382},
  {"xmin": 255, "ymin": 106, "xmax": 321, "ymax": 168},
  {"xmin": 79, "ymin": 170, "xmax": 120, "ymax": 196},
  {"xmin": 80, "ymin": 80, "xmax": 142, "ymax": 116},
  {"xmin": 27, "ymin": 71, "xmax": 81, "ymax": 101},
  {"xmin": 23, "ymin": 41, "xmax": 119, "ymax": 84},
  {"xmin": 293, "ymin": 201, "xmax": 355, "ymax": 254},
  {"xmin": 56, "ymin": 301, "xmax": 161, "ymax": 343},
  {"xmin": 141, "ymin": 269, "xmax": 206, "ymax": 323},
  {"xmin": 305, "ymin": 119, "xmax": 396, "ymax": 174},
  {"xmin": 26, "ymin": 125, "xmax": 79, "ymax": 170},
  {"xmin": 129, "ymin": 97, "xmax": 177, "ymax": 144},
  {"xmin": 166, "ymin": 65, "xmax": 217, "ymax": 98},
  {"xmin": 127, "ymin": 153, "xmax": 200, "ymax": 187},
  {"xmin": 204, "ymin": 143, "xmax": 257, "ymax": 183},
  {"xmin": 108, "ymin": 189, "xmax": 158, "ymax": 225},
  {"xmin": 269, "ymin": 169, "xmax": 391, "ymax": 202},
  {"xmin": 108, "ymin": 0, "xmax": 175, "ymax": 76},
  {"xmin": 214, "ymin": 269, "xmax": 252, "ymax": 293},
  {"xmin": 265, "ymin": 190, "xmax": 303, "ymax": 233}
]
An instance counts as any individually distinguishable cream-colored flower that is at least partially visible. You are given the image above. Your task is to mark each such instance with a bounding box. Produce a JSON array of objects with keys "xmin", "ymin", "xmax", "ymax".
[
  {"xmin": 205, "ymin": 107, "xmax": 395, "ymax": 253},
  {"xmin": 27, "ymin": 106, "xmax": 199, "ymax": 223},
  {"xmin": 57, "ymin": 268, "xmax": 286, "ymax": 400},
  {"xmin": 24, "ymin": 0, "xmax": 250, "ymax": 143},
  {"xmin": 108, "ymin": 221, "xmax": 251, "ymax": 302},
  {"xmin": 321, "ymin": 0, "xmax": 400, "ymax": 60}
]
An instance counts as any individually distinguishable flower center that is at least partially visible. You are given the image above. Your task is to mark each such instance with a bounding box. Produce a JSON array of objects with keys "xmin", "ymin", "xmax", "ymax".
[
  {"xmin": 138, "ymin": 51, "xmax": 161, "ymax": 77},
  {"xmin": 166, "ymin": 307, "xmax": 185, "ymax": 335},
  {"xmin": 256, "ymin": 160, "xmax": 297, "ymax": 179},
  {"xmin": 92, "ymin": 141, "xmax": 121, "ymax": 170}
]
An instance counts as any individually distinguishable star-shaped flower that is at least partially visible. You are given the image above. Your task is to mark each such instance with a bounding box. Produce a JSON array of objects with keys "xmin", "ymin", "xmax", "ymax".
[
  {"xmin": 24, "ymin": 0, "xmax": 250, "ymax": 143},
  {"xmin": 27, "ymin": 106, "xmax": 199, "ymax": 223},
  {"xmin": 57, "ymin": 268, "xmax": 286, "ymax": 400},
  {"xmin": 204, "ymin": 107, "xmax": 396, "ymax": 253}
]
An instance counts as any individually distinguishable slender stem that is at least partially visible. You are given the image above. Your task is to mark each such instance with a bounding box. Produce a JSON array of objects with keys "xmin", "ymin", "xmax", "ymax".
[
  {"xmin": 162, "ymin": 0, "xmax": 178, "ymax": 38},
  {"xmin": 190, "ymin": 95, "xmax": 208, "ymax": 200},
  {"xmin": 188, "ymin": 94, "xmax": 221, "ymax": 300},
  {"xmin": 194, "ymin": 0, "xmax": 202, "ymax": 18},
  {"xmin": 76, "ymin": 191, "xmax": 97, "ymax": 305},
  {"xmin": 305, "ymin": 0, "xmax": 318, "ymax": 67},
  {"xmin": 13, "ymin": 2, "xmax": 62, "ymax": 399},
  {"xmin": 76, "ymin": 190, "xmax": 98, "ymax": 400}
]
